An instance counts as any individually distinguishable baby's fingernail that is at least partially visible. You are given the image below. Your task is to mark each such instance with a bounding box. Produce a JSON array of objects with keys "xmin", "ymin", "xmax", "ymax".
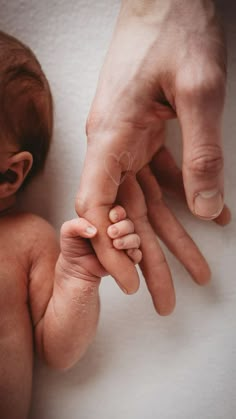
[
  {"xmin": 110, "ymin": 209, "xmax": 119, "ymax": 222},
  {"xmin": 116, "ymin": 239, "xmax": 124, "ymax": 248},
  {"xmin": 194, "ymin": 189, "xmax": 224, "ymax": 219},
  {"xmin": 110, "ymin": 225, "xmax": 118, "ymax": 237},
  {"xmin": 86, "ymin": 226, "xmax": 97, "ymax": 235}
]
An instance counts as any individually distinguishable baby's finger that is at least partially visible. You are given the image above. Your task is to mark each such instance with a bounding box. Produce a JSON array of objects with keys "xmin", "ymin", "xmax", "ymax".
[
  {"xmin": 107, "ymin": 219, "xmax": 134, "ymax": 238},
  {"xmin": 113, "ymin": 233, "xmax": 141, "ymax": 250},
  {"xmin": 127, "ymin": 249, "xmax": 142, "ymax": 264},
  {"xmin": 109, "ymin": 205, "xmax": 127, "ymax": 223},
  {"xmin": 61, "ymin": 218, "xmax": 97, "ymax": 239}
]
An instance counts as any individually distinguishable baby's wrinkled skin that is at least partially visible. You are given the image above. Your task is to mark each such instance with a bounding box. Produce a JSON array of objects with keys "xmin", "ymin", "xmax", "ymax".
[{"xmin": 0, "ymin": 31, "xmax": 142, "ymax": 419}]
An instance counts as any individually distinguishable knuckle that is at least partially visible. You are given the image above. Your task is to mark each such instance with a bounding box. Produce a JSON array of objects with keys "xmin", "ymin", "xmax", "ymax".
[
  {"xmin": 85, "ymin": 113, "xmax": 95, "ymax": 137},
  {"xmin": 75, "ymin": 197, "xmax": 88, "ymax": 217},
  {"xmin": 177, "ymin": 66, "xmax": 225, "ymax": 103},
  {"xmin": 86, "ymin": 110, "xmax": 104, "ymax": 138},
  {"xmin": 186, "ymin": 145, "xmax": 223, "ymax": 176}
]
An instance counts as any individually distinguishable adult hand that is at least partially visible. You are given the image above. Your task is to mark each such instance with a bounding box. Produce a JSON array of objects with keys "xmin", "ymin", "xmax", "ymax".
[{"xmin": 76, "ymin": 0, "xmax": 228, "ymax": 313}]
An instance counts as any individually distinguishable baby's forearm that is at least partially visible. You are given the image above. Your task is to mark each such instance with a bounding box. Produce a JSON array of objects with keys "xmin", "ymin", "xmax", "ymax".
[{"xmin": 35, "ymin": 256, "xmax": 100, "ymax": 370}]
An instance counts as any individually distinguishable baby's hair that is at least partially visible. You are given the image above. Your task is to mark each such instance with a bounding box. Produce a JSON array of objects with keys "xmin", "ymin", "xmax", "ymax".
[{"xmin": 0, "ymin": 31, "xmax": 53, "ymax": 186}]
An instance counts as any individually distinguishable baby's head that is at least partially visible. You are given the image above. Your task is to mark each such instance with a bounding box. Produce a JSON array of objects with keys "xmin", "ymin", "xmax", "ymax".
[{"xmin": 0, "ymin": 31, "xmax": 53, "ymax": 201}]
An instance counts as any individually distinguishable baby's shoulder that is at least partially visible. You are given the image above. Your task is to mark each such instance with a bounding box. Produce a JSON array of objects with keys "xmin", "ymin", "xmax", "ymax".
[
  {"xmin": 0, "ymin": 212, "xmax": 58, "ymax": 273},
  {"xmin": 16, "ymin": 212, "xmax": 55, "ymax": 234},
  {"xmin": 3, "ymin": 211, "xmax": 54, "ymax": 232},
  {"xmin": 0, "ymin": 211, "xmax": 57, "ymax": 251}
]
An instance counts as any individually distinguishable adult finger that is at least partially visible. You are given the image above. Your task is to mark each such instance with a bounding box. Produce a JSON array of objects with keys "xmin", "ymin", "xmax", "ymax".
[
  {"xmin": 150, "ymin": 146, "xmax": 185, "ymax": 199},
  {"xmin": 151, "ymin": 147, "xmax": 231, "ymax": 226},
  {"xmin": 138, "ymin": 165, "xmax": 211, "ymax": 285},
  {"xmin": 127, "ymin": 249, "xmax": 142, "ymax": 265},
  {"xmin": 176, "ymin": 67, "xmax": 226, "ymax": 220},
  {"xmin": 76, "ymin": 144, "xmax": 139, "ymax": 295},
  {"xmin": 117, "ymin": 172, "xmax": 176, "ymax": 315}
]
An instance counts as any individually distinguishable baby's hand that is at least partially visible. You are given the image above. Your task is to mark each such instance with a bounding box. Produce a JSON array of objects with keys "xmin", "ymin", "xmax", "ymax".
[
  {"xmin": 107, "ymin": 205, "xmax": 142, "ymax": 265},
  {"xmin": 58, "ymin": 205, "xmax": 141, "ymax": 283}
]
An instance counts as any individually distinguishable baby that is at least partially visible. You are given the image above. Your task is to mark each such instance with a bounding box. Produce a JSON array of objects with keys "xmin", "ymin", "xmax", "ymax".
[{"xmin": 0, "ymin": 31, "xmax": 142, "ymax": 419}]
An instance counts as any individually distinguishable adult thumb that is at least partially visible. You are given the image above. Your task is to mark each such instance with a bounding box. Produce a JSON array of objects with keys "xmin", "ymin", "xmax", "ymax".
[
  {"xmin": 176, "ymin": 72, "xmax": 225, "ymax": 220},
  {"xmin": 75, "ymin": 143, "xmax": 140, "ymax": 294}
]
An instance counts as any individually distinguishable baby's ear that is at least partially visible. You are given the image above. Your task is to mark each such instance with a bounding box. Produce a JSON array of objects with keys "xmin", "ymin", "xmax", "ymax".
[{"xmin": 0, "ymin": 151, "xmax": 33, "ymax": 197}]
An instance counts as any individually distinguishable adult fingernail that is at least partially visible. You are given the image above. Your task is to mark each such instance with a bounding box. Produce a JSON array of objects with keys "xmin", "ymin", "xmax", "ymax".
[
  {"xmin": 194, "ymin": 189, "xmax": 224, "ymax": 219},
  {"xmin": 86, "ymin": 226, "xmax": 97, "ymax": 235}
]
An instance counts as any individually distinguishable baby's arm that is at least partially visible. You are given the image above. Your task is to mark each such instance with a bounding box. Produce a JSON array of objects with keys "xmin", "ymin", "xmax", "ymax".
[{"xmin": 30, "ymin": 206, "xmax": 141, "ymax": 370}]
